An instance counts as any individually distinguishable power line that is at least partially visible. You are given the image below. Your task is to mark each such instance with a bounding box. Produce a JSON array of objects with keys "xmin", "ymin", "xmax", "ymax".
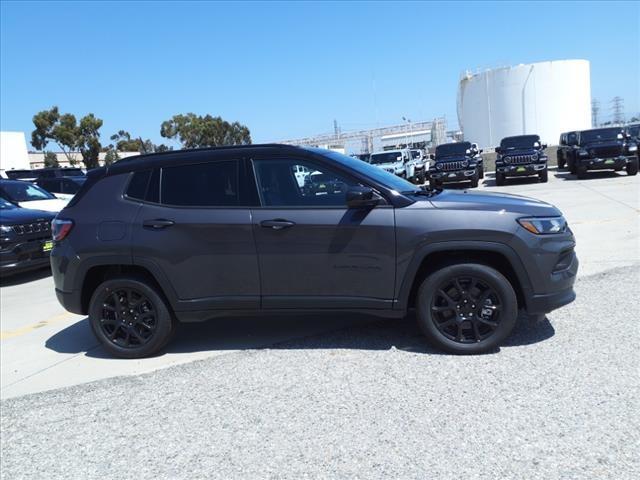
[
  {"xmin": 611, "ymin": 96, "xmax": 624, "ymax": 125},
  {"xmin": 591, "ymin": 99, "xmax": 599, "ymax": 127}
]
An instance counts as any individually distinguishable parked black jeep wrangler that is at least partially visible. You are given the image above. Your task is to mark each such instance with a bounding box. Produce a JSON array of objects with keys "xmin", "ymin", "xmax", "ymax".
[
  {"xmin": 567, "ymin": 127, "xmax": 638, "ymax": 179},
  {"xmin": 495, "ymin": 135, "xmax": 548, "ymax": 186},
  {"xmin": 429, "ymin": 141, "xmax": 482, "ymax": 189},
  {"xmin": 557, "ymin": 131, "xmax": 578, "ymax": 170}
]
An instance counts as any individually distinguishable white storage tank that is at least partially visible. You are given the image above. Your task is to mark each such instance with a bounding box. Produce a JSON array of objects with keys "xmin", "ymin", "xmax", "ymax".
[{"xmin": 457, "ymin": 60, "xmax": 592, "ymax": 148}]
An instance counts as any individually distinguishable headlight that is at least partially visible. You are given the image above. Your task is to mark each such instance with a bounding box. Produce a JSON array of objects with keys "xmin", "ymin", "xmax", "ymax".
[
  {"xmin": 436, "ymin": 164, "xmax": 442, "ymax": 170},
  {"xmin": 578, "ymin": 150, "xmax": 589, "ymax": 157},
  {"xmin": 518, "ymin": 216, "xmax": 567, "ymax": 235},
  {"xmin": 462, "ymin": 160, "xmax": 469, "ymax": 168},
  {"xmin": 503, "ymin": 156, "xmax": 510, "ymax": 164},
  {"xmin": 0, "ymin": 225, "xmax": 12, "ymax": 233},
  {"xmin": 629, "ymin": 145, "xmax": 638, "ymax": 152}
]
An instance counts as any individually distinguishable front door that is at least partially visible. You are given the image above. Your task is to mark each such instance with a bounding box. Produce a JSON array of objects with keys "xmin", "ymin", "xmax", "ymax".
[{"xmin": 250, "ymin": 157, "xmax": 396, "ymax": 310}]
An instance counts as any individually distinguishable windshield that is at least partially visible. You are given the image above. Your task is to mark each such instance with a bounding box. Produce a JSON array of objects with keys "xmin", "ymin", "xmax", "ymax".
[
  {"xmin": 436, "ymin": 142, "xmax": 470, "ymax": 158},
  {"xmin": 627, "ymin": 125, "xmax": 640, "ymax": 137},
  {"xmin": 500, "ymin": 135, "xmax": 540, "ymax": 149},
  {"xmin": 369, "ymin": 152, "xmax": 403, "ymax": 165},
  {"xmin": 310, "ymin": 149, "xmax": 417, "ymax": 193},
  {"xmin": 580, "ymin": 128, "xmax": 622, "ymax": 144},
  {"xmin": 411, "ymin": 150, "xmax": 422, "ymax": 159},
  {"xmin": 61, "ymin": 169, "xmax": 85, "ymax": 177},
  {"xmin": 1, "ymin": 182, "xmax": 55, "ymax": 202},
  {"xmin": 0, "ymin": 197, "xmax": 17, "ymax": 210}
]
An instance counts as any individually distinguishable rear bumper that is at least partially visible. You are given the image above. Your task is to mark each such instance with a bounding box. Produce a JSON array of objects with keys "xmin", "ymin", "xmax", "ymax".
[
  {"xmin": 497, "ymin": 163, "xmax": 547, "ymax": 177},
  {"xmin": 55, "ymin": 288, "xmax": 84, "ymax": 315}
]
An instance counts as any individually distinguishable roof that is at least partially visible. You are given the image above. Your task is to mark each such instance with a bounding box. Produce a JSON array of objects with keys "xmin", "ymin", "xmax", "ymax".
[{"xmin": 105, "ymin": 143, "xmax": 305, "ymax": 176}]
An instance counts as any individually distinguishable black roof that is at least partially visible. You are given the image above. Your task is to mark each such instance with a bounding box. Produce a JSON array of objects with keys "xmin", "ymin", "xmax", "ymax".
[{"xmin": 105, "ymin": 143, "xmax": 306, "ymax": 176}]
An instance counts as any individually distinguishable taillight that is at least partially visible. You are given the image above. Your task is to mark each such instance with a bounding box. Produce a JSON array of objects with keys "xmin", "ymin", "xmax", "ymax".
[{"xmin": 52, "ymin": 218, "xmax": 74, "ymax": 241}]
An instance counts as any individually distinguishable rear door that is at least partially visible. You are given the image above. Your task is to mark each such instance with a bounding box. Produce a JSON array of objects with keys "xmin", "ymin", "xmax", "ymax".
[
  {"xmin": 249, "ymin": 155, "xmax": 396, "ymax": 310},
  {"xmin": 130, "ymin": 157, "xmax": 260, "ymax": 311}
]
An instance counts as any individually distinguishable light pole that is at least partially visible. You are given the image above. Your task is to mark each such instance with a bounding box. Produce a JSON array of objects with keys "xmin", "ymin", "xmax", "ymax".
[{"xmin": 402, "ymin": 116, "xmax": 413, "ymax": 148}]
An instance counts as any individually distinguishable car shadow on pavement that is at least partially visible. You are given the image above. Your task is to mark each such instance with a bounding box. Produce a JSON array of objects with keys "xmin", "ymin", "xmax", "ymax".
[
  {"xmin": 45, "ymin": 311, "xmax": 555, "ymax": 358},
  {"xmin": 0, "ymin": 267, "xmax": 51, "ymax": 287},
  {"xmin": 554, "ymin": 170, "xmax": 622, "ymax": 181},
  {"xmin": 481, "ymin": 174, "xmax": 543, "ymax": 188}
]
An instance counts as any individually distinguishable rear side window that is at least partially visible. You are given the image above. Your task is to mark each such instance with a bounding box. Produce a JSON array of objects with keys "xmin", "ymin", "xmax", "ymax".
[
  {"xmin": 161, "ymin": 160, "xmax": 239, "ymax": 207},
  {"xmin": 126, "ymin": 170, "xmax": 151, "ymax": 200}
]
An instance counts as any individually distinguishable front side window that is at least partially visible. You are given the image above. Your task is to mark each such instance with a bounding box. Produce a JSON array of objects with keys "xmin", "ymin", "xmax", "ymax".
[
  {"xmin": 253, "ymin": 159, "xmax": 356, "ymax": 207},
  {"xmin": 0, "ymin": 182, "xmax": 55, "ymax": 202},
  {"xmin": 161, "ymin": 160, "xmax": 239, "ymax": 207}
]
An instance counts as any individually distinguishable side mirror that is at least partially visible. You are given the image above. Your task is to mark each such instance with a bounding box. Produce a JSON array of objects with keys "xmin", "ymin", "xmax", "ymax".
[
  {"xmin": 479, "ymin": 149, "xmax": 484, "ymax": 153},
  {"xmin": 346, "ymin": 186, "xmax": 380, "ymax": 208},
  {"xmin": 429, "ymin": 154, "xmax": 435, "ymax": 160},
  {"xmin": 495, "ymin": 147, "xmax": 501, "ymax": 154},
  {"xmin": 541, "ymin": 143, "xmax": 548, "ymax": 149}
]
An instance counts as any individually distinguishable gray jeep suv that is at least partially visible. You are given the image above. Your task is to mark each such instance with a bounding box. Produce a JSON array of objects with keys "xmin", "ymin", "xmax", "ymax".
[{"xmin": 51, "ymin": 144, "xmax": 578, "ymax": 358}]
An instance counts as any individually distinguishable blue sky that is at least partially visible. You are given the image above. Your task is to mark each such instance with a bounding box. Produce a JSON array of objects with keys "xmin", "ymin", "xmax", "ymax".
[{"xmin": 1, "ymin": 1, "xmax": 638, "ymax": 146}]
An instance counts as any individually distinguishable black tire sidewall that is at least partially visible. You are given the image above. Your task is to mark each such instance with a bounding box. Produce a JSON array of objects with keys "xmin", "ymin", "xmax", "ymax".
[
  {"xmin": 89, "ymin": 277, "xmax": 174, "ymax": 358},
  {"xmin": 416, "ymin": 264, "xmax": 518, "ymax": 354}
]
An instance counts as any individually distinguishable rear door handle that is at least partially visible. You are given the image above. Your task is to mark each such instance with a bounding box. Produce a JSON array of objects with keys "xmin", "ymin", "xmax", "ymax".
[
  {"xmin": 260, "ymin": 219, "xmax": 295, "ymax": 230},
  {"xmin": 143, "ymin": 219, "xmax": 175, "ymax": 229}
]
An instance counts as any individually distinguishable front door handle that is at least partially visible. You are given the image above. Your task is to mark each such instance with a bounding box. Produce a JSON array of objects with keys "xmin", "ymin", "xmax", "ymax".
[
  {"xmin": 143, "ymin": 219, "xmax": 175, "ymax": 229},
  {"xmin": 260, "ymin": 219, "xmax": 295, "ymax": 230}
]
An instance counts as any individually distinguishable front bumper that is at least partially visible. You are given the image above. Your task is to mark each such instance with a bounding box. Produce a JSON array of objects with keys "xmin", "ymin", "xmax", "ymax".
[
  {"xmin": 497, "ymin": 163, "xmax": 547, "ymax": 177},
  {"xmin": 0, "ymin": 239, "xmax": 52, "ymax": 275},
  {"xmin": 430, "ymin": 169, "xmax": 477, "ymax": 182},
  {"xmin": 577, "ymin": 155, "xmax": 630, "ymax": 170}
]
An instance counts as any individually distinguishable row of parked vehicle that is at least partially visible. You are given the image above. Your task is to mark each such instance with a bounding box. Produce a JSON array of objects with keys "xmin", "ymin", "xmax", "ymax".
[
  {"xmin": 556, "ymin": 125, "xmax": 639, "ymax": 178},
  {"xmin": 0, "ymin": 168, "xmax": 83, "ymax": 275},
  {"xmin": 368, "ymin": 124, "xmax": 640, "ymax": 189},
  {"xmin": 368, "ymin": 134, "xmax": 549, "ymax": 189}
]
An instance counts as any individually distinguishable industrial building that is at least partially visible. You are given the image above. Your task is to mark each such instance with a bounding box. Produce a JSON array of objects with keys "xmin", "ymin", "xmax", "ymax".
[{"xmin": 457, "ymin": 59, "xmax": 592, "ymax": 148}]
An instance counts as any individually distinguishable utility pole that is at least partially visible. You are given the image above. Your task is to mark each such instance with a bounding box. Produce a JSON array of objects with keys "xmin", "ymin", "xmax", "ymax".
[
  {"xmin": 591, "ymin": 99, "xmax": 599, "ymax": 127},
  {"xmin": 611, "ymin": 97, "xmax": 624, "ymax": 125}
]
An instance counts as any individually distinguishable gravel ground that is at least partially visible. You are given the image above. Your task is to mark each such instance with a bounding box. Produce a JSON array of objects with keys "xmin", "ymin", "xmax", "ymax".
[{"xmin": 1, "ymin": 265, "xmax": 638, "ymax": 480}]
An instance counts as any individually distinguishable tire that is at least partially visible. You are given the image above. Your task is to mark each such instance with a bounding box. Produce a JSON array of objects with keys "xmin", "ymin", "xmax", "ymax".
[
  {"xmin": 88, "ymin": 276, "xmax": 175, "ymax": 358},
  {"xmin": 626, "ymin": 158, "xmax": 639, "ymax": 176},
  {"xmin": 430, "ymin": 178, "xmax": 442, "ymax": 189},
  {"xmin": 495, "ymin": 172, "xmax": 505, "ymax": 186},
  {"xmin": 569, "ymin": 159, "xmax": 577, "ymax": 175},
  {"xmin": 558, "ymin": 159, "xmax": 566, "ymax": 170},
  {"xmin": 479, "ymin": 166, "xmax": 485, "ymax": 179},
  {"xmin": 539, "ymin": 168, "xmax": 548, "ymax": 183},
  {"xmin": 416, "ymin": 263, "xmax": 518, "ymax": 354},
  {"xmin": 469, "ymin": 173, "xmax": 479, "ymax": 188},
  {"xmin": 577, "ymin": 165, "xmax": 588, "ymax": 179}
]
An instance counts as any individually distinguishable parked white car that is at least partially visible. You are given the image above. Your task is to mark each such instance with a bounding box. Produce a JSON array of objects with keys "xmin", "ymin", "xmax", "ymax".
[
  {"xmin": 370, "ymin": 149, "xmax": 427, "ymax": 184},
  {"xmin": 0, "ymin": 180, "xmax": 69, "ymax": 213}
]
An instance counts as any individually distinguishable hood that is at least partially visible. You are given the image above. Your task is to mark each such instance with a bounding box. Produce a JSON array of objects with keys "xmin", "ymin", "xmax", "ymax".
[
  {"xmin": 16, "ymin": 198, "xmax": 68, "ymax": 213},
  {"xmin": 428, "ymin": 189, "xmax": 560, "ymax": 216},
  {"xmin": 0, "ymin": 207, "xmax": 55, "ymax": 225}
]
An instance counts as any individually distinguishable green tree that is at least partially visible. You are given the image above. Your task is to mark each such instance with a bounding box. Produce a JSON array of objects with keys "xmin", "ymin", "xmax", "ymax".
[
  {"xmin": 103, "ymin": 149, "xmax": 119, "ymax": 166},
  {"xmin": 31, "ymin": 106, "xmax": 103, "ymax": 168},
  {"xmin": 160, "ymin": 113, "xmax": 251, "ymax": 148},
  {"xmin": 108, "ymin": 130, "xmax": 173, "ymax": 154},
  {"xmin": 43, "ymin": 151, "xmax": 59, "ymax": 168}
]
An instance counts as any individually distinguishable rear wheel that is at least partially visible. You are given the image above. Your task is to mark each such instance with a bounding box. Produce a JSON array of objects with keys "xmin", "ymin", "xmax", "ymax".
[
  {"xmin": 416, "ymin": 263, "xmax": 518, "ymax": 354},
  {"xmin": 495, "ymin": 172, "xmax": 506, "ymax": 186},
  {"xmin": 626, "ymin": 158, "xmax": 639, "ymax": 176},
  {"xmin": 88, "ymin": 277, "xmax": 175, "ymax": 358},
  {"xmin": 539, "ymin": 168, "xmax": 548, "ymax": 183}
]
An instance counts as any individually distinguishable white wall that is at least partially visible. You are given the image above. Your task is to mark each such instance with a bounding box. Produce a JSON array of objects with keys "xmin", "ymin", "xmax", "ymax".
[
  {"xmin": 0, "ymin": 131, "xmax": 30, "ymax": 172},
  {"xmin": 458, "ymin": 60, "xmax": 592, "ymax": 148}
]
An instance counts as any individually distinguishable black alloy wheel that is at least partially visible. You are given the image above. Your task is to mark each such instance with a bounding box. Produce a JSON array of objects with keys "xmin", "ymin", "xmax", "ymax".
[
  {"xmin": 89, "ymin": 277, "xmax": 174, "ymax": 358},
  {"xmin": 417, "ymin": 263, "xmax": 518, "ymax": 354},
  {"xmin": 99, "ymin": 287, "xmax": 157, "ymax": 349},
  {"xmin": 430, "ymin": 276, "xmax": 501, "ymax": 343}
]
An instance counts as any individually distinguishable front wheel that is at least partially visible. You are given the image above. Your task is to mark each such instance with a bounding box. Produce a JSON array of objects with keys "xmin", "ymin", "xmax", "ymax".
[
  {"xmin": 558, "ymin": 159, "xmax": 566, "ymax": 170},
  {"xmin": 626, "ymin": 158, "xmax": 639, "ymax": 176},
  {"xmin": 479, "ymin": 166, "xmax": 485, "ymax": 179},
  {"xmin": 469, "ymin": 173, "xmax": 479, "ymax": 188},
  {"xmin": 88, "ymin": 277, "xmax": 175, "ymax": 358},
  {"xmin": 539, "ymin": 168, "xmax": 548, "ymax": 183},
  {"xmin": 495, "ymin": 171, "xmax": 506, "ymax": 186},
  {"xmin": 577, "ymin": 165, "xmax": 588, "ymax": 179},
  {"xmin": 429, "ymin": 178, "xmax": 442, "ymax": 189},
  {"xmin": 416, "ymin": 263, "xmax": 518, "ymax": 354}
]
